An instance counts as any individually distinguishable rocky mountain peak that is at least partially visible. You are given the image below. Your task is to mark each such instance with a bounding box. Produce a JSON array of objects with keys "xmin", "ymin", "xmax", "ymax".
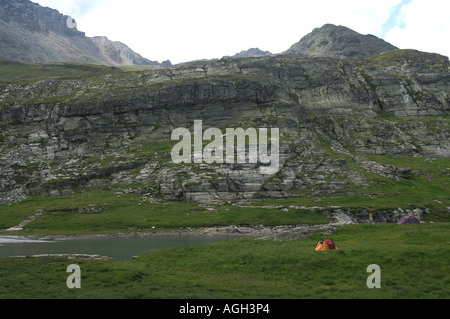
[
  {"xmin": 224, "ymin": 48, "xmax": 273, "ymax": 59},
  {"xmin": 0, "ymin": 0, "xmax": 165, "ymax": 66},
  {"xmin": 284, "ymin": 23, "xmax": 398, "ymax": 58},
  {"xmin": 0, "ymin": 0, "xmax": 84, "ymax": 37}
]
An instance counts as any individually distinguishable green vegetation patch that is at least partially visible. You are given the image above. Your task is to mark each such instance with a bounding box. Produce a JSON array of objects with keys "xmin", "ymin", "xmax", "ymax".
[
  {"xmin": 0, "ymin": 188, "xmax": 329, "ymax": 236},
  {"xmin": 368, "ymin": 49, "xmax": 449, "ymax": 67},
  {"xmin": 0, "ymin": 60, "xmax": 124, "ymax": 86}
]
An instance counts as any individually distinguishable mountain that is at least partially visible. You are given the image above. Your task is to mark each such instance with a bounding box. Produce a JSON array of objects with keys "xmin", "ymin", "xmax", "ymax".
[
  {"xmin": 0, "ymin": 16, "xmax": 449, "ymax": 223},
  {"xmin": 224, "ymin": 48, "xmax": 273, "ymax": 59},
  {"xmin": 0, "ymin": 0, "xmax": 163, "ymax": 66},
  {"xmin": 284, "ymin": 24, "xmax": 398, "ymax": 58},
  {"xmin": 1, "ymin": 47, "xmax": 449, "ymax": 211}
]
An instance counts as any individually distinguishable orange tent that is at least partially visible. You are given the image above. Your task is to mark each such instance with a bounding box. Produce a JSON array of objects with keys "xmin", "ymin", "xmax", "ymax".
[{"xmin": 315, "ymin": 239, "xmax": 339, "ymax": 251}]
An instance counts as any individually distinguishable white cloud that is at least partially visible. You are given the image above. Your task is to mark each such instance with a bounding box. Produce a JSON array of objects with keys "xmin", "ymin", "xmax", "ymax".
[
  {"xmin": 384, "ymin": 0, "xmax": 450, "ymax": 57},
  {"xmin": 38, "ymin": 0, "xmax": 445, "ymax": 64},
  {"xmin": 34, "ymin": 0, "xmax": 105, "ymax": 17}
]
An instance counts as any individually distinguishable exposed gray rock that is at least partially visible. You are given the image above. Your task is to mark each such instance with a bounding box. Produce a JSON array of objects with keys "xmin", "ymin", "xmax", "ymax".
[
  {"xmin": 284, "ymin": 24, "xmax": 398, "ymax": 58},
  {"xmin": 0, "ymin": 0, "xmax": 164, "ymax": 66},
  {"xmin": 224, "ymin": 48, "xmax": 273, "ymax": 59},
  {"xmin": 321, "ymin": 207, "xmax": 428, "ymax": 225},
  {"xmin": 257, "ymin": 224, "xmax": 339, "ymax": 241}
]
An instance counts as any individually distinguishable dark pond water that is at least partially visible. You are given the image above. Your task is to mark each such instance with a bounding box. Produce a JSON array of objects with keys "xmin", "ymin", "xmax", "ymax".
[{"xmin": 0, "ymin": 235, "xmax": 233, "ymax": 259}]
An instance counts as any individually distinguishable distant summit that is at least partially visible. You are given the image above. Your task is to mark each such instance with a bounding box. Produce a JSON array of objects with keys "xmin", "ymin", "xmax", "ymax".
[
  {"xmin": 284, "ymin": 24, "xmax": 398, "ymax": 58},
  {"xmin": 224, "ymin": 48, "xmax": 273, "ymax": 59},
  {"xmin": 0, "ymin": 0, "xmax": 165, "ymax": 66}
]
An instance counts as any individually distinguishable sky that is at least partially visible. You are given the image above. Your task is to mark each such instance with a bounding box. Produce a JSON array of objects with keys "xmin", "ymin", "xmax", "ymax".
[{"xmin": 34, "ymin": 0, "xmax": 450, "ymax": 64}]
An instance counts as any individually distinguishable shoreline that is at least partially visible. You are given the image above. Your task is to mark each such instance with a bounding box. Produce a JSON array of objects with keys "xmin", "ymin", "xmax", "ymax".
[
  {"xmin": 1, "ymin": 224, "xmax": 340, "ymax": 260},
  {"xmin": 1, "ymin": 223, "xmax": 339, "ymax": 242}
]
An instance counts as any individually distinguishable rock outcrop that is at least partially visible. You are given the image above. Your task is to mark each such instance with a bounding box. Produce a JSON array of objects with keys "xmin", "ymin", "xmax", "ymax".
[{"xmin": 0, "ymin": 50, "xmax": 448, "ymax": 205}]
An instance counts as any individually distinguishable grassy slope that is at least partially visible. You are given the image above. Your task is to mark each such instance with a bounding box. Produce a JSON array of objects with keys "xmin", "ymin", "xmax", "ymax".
[
  {"xmin": 0, "ymin": 59, "xmax": 124, "ymax": 86},
  {"xmin": 0, "ymin": 223, "xmax": 448, "ymax": 299},
  {"xmin": 0, "ymin": 189, "xmax": 329, "ymax": 236},
  {"xmin": 254, "ymin": 148, "xmax": 450, "ymax": 222}
]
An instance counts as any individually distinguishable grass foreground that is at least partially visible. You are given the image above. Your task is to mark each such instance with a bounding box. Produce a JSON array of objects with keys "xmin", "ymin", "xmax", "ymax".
[{"xmin": 0, "ymin": 222, "xmax": 449, "ymax": 299}]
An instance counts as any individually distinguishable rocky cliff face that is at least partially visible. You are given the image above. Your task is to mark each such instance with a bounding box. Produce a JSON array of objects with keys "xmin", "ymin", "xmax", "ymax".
[
  {"xmin": 0, "ymin": 49, "xmax": 449, "ymax": 205},
  {"xmin": 90, "ymin": 37, "xmax": 161, "ymax": 66},
  {"xmin": 0, "ymin": 0, "xmax": 162, "ymax": 66}
]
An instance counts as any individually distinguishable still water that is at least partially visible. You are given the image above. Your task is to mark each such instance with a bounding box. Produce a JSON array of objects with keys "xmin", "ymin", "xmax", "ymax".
[{"xmin": 0, "ymin": 235, "xmax": 232, "ymax": 259}]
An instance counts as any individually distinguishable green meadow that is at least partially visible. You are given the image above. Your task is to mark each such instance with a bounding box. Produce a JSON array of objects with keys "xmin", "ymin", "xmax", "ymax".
[{"xmin": 0, "ymin": 223, "xmax": 448, "ymax": 299}]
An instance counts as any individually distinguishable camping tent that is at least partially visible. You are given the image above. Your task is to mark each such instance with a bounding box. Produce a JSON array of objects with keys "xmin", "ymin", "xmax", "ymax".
[
  {"xmin": 397, "ymin": 215, "xmax": 420, "ymax": 224},
  {"xmin": 315, "ymin": 239, "xmax": 339, "ymax": 251}
]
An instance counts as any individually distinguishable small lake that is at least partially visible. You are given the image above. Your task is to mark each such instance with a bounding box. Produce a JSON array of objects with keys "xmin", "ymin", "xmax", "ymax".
[{"xmin": 0, "ymin": 235, "xmax": 234, "ymax": 259}]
